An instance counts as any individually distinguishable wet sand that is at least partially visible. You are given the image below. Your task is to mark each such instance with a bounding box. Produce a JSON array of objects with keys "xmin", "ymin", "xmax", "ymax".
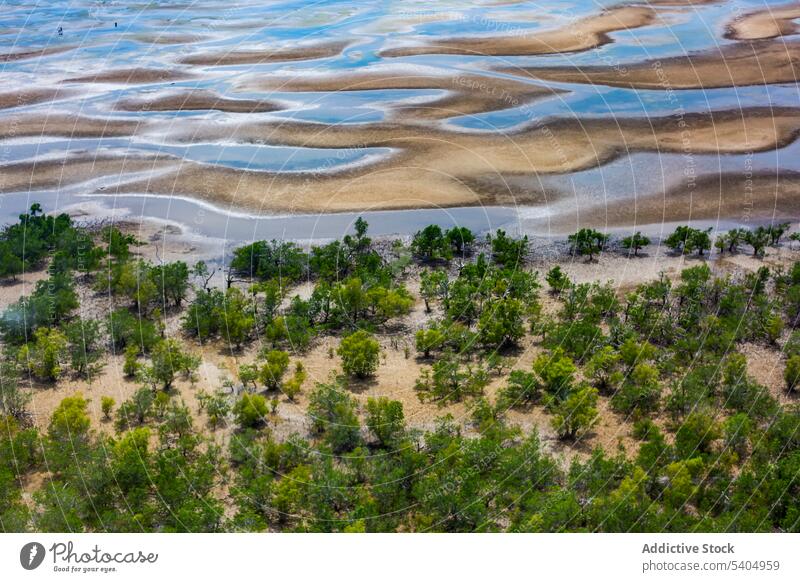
[
  {"xmin": 242, "ymin": 70, "xmax": 562, "ymax": 121},
  {"xmin": 501, "ymin": 40, "xmax": 800, "ymax": 89},
  {"xmin": 725, "ymin": 3, "xmax": 800, "ymax": 40},
  {"xmin": 380, "ymin": 6, "xmax": 658, "ymax": 57},
  {"xmin": 114, "ymin": 90, "xmax": 281, "ymax": 114},
  {"xmin": 0, "ymin": 87, "xmax": 73, "ymax": 110},
  {"xmin": 0, "ymin": 46, "xmax": 72, "ymax": 62},
  {"xmin": 64, "ymin": 67, "xmax": 194, "ymax": 84},
  {"xmin": 0, "ymin": 156, "xmax": 175, "ymax": 194},
  {"xmin": 178, "ymin": 41, "xmax": 349, "ymax": 66},
  {"xmin": 107, "ymin": 107, "xmax": 800, "ymax": 212},
  {"xmin": 555, "ymin": 172, "xmax": 800, "ymax": 232},
  {"xmin": 0, "ymin": 114, "xmax": 140, "ymax": 140}
]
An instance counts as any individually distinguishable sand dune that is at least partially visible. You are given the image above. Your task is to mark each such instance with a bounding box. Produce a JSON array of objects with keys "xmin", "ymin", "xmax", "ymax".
[
  {"xmin": 380, "ymin": 6, "xmax": 658, "ymax": 57},
  {"xmin": 178, "ymin": 41, "xmax": 349, "ymax": 66},
  {"xmin": 726, "ymin": 3, "xmax": 800, "ymax": 40},
  {"xmin": 63, "ymin": 68, "xmax": 193, "ymax": 84},
  {"xmin": 241, "ymin": 70, "xmax": 562, "ymax": 121},
  {"xmin": 114, "ymin": 90, "xmax": 281, "ymax": 114},
  {"xmin": 500, "ymin": 41, "xmax": 800, "ymax": 89}
]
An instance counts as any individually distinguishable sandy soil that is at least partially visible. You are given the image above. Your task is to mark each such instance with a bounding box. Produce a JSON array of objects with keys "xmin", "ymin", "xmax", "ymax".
[
  {"xmin": 380, "ymin": 6, "xmax": 658, "ymax": 57},
  {"xmin": 502, "ymin": 40, "xmax": 800, "ymax": 89},
  {"xmin": 114, "ymin": 90, "xmax": 281, "ymax": 114},
  {"xmin": 241, "ymin": 70, "xmax": 562, "ymax": 122},
  {"xmin": 725, "ymin": 3, "xmax": 800, "ymax": 41},
  {"xmin": 0, "ymin": 87, "xmax": 74, "ymax": 110},
  {"xmin": 0, "ymin": 46, "xmax": 73, "ymax": 63},
  {"xmin": 107, "ymin": 107, "xmax": 800, "ymax": 213},
  {"xmin": 177, "ymin": 41, "xmax": 349, "ymax": 66},
  {"xmin": 63, "ymin": 68, "xmax": 194, "ymax": 85}
]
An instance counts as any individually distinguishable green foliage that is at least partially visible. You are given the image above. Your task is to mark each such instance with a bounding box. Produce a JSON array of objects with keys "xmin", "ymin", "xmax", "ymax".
[
  {"xmin": 307, "ymin": 381, "xmax": 361, "ymax": 453},
  {"xmin": 62, "ymin": 319, "xmax": 104, "ymax": 379},
  {"xmin": 101, "ymin": 396, "xmax": 115, "ymax": 420},
  {"xmin": 49, "ymin": 393, "xmax": 91, "ymax": 442},
  {"xmin": 365, "ymin": 397, "xmax": 405, "ymax": 447},
  {"xmin": 411, "ymin": 225, "xmax": 449, "ymax": 261},
  {"xmin": 233, "ymin": 393, "xmax": 269, "ymax": 428},
  {"xmin": 230, "ymin": 239, "xmax": 308, "ymax": 283},
  {"xmin": 18, "ymin": 327, "xmax": 68, "ymax": 382},
  {"xmin": 785, "ymin": 355, "xmax": 800, "ymax": 392},
  {"xmin": 338, "ymin": 330, "xmax": 380, "ymax": 378},
  {"xmin": 489, "ymin": 229, "xmax": 528, "ymax": 266},
  {"xmin": 532, "ymin": 349, "xmax": 576, "ymax": 400},
  {"xmin": 568, "ymin": 228, "xmax": 609, "ymax": 260},
  {"xmin": 665, "ymin": 226, "xmax": 712, "ymax": 256},
  {"xmin": 258, "ymin": 350, "xmax": 290, "ymax": 390},
  {"xmin": 621, "ymin": 231, "xmax": 650, "ymax": 256},
  {"xmin": 546, "ymin": 266, "xmax": 570, "ymax": 295},
  {"xmin": 415, "ymin": 326, "xmax": 446, "ymax": 358},
  {"xmin": 551, "ymin": 385, "xmax": 598, "ymax": 440},
  {"xmin": 147, "ymin": 339, "xmax": 198, "ymax": 390},
  {"xmin": 414, "ymin": 353, "xmax": 488, "ymax": 404}
]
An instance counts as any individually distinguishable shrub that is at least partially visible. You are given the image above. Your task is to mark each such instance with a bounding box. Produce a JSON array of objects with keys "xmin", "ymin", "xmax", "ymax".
[
  {"xmin": 233, "ymin": 394, "xmax": 269, "ymax": 428},
  {"xmin": 338, "ymin": 330, "xmax": 380, "ymax": 378}
]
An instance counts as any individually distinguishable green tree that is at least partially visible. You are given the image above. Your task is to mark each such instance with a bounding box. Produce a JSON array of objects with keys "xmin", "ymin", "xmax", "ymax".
[
  {"xmin": 621, "ymin": 232, "xmax": 650, "ymax": 256},
  {"xmin": 62, "ymin": 319, "xmax": 104, "ymax": 379},
  {"xmin": 338, "ymin": 330, "xmax": 380, "ymax": 379},
  {"xmin": 568, "ymin": 228, "xmax": 609, "ymax": 261},
  {"xmin": 416, "ymin": 327, "xmax": 446, "ymax": 358},
  {"xmin": 411, "ymin": 225, "xmax": 449, "ymax": 261},
  {"xmin": 546, "ymin": 266, "xmax": 570, "ymax": 295},
  {"xmin": 148, "ymin": 339, "xmax": 197, "ymax": 390},
  {"xmin": 307, "ymin": 381, "xmax": 361, "ymax": 453},
  {"xmin": 101, "ymin": 396, "xmax": 115, "ymax": 420},
  {"xmin": 365, "ymin": 397, "xmax": 405, "ymax": 447},
  {"xmin": 532, "ymin": 349, "xmax": 576, "ymax": 400},
  {"xmin": 19, "ymin": 328, "xmax": 68, "ymax": 382},
  {"xmin": 551, "ymin": 385, "xmax": 598, "ymax": 440}
]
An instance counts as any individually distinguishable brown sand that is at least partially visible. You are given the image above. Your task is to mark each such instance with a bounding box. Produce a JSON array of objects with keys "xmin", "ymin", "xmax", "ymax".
[
  {"xmin": 108, "ymin": 107, "xmax": 800, "ymax": 212},
  {"xmin": 0, "ymin": 46, "xmax": 72, "ymax": 62},
  {"xmin": 63, "ymin": 67, "xmax": 193, "ymax": 84},
  {"xmin": 241, "ymin": 71, "xmax": 562, "ymax": 121},
  {"xmin": 380, "ymin": 6, "xmax": 658, "ymax": 57},
  {"xmin": 114, "ymin": 90, "xmax": 281, "ymax": 114},
  {"xmin": 178, "ymin": 41, "xmax": 349, "ymax": 66},
  {"xmin": 0, "ymin": 87, "xmax": 73, "ymax": 110},
  {"xmin": 0, "ymin": 114, "xmax": 141, "ymax": 140},
  {"xmin": 501, "ymin": 40, "xmax": 800, "ymax": 89},
  {"xmin": 725, "ymin": 3, "xmax": 800, "ymax": 40}
]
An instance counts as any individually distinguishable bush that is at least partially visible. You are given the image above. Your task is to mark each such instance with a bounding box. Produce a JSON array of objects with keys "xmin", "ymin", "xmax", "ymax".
[
  {"xmin": 258, "ymin": 350, "xmax": 290, "ymax": 390},
  {"xmin": 233, "ymin": 394, "xmax": 269, "ymax": 428},
  {"xmin": 101, "ymin": 396, "xmax": 115, "ymax": 420},
  {"xmin": 338, "ymin": 330, "xmax": 380, "ymax": 378},
  {"xmin": 785, "ymin": 355, "xmax": 800, "ymax": 392},
  {"xmin": 665, "ymin": 226, "xmax": 712, "ymax": 256}
]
